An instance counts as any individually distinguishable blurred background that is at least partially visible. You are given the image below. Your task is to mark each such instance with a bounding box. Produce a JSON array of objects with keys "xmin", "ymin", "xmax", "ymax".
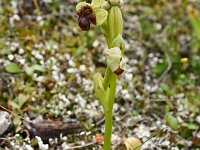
[{"xmin": 0, "ymin": 0, "xmax": 200, "ymax": 149}]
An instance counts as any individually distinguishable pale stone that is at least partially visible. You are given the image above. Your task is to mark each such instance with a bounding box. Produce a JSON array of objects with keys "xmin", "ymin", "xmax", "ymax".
[{"xmin": 0, "ymin": 111, "xmax": 12, "ymax": 136}]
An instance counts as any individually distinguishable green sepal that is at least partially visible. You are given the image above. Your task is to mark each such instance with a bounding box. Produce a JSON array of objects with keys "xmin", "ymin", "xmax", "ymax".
[
  {"xmin": 91, "ymin": 0, "xmax": 105, "ymax": 8},
  {"xmin": 76, "ymin": 2, "xmax": 89, "ymax": 11},
  {"xmin": 104, "ymin": 47, "xmax": 122, "ymax": 72},
  {"xmin": 111, "ymin": 34, "xmax": 125, "ymax": 54},
  {"xmin": 94, "ymin": 8, "xmax": 108, "ymax": 26}
]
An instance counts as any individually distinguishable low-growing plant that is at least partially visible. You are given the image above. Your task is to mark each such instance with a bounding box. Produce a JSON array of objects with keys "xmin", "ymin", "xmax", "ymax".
[{"xmin": 76, "ymin": 0, "xmax": 126, "ymax": 149}]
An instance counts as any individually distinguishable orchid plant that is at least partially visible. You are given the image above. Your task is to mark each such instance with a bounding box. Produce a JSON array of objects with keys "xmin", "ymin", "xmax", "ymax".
[{"xmin": 76, "ymin": 0, "xmax": 125, "ymax": 149}]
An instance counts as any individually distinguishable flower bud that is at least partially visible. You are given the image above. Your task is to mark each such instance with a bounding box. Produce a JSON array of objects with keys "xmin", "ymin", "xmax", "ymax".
[
  {"xmin": 108, "ymin": 6, "xmax": 123, "ymax": 43},
  {"xmin": 109, "ymin": 0, "xmax": 124, "ymax": 8},
  {"xmin": 102, "ymin": 1, "xmax": 111, "ymax": 10},
  {"xmin": 94, "ymin": 73, "xmax": 109, "ymax": 111}
]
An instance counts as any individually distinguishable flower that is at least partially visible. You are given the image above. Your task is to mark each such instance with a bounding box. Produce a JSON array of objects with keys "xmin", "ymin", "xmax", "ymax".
[
  {"xmin": 77, "ymin": 5, "xmax": 96, "ymax": 31},
  {"xmin": 76, "ymin": 0, "xmax": 108, "ymax": 31},
  {"xmin": 180, "ymin": 57, "xmax": 188, "ymax": 63},
  {"xmin": 105, "ymin": 47, "xmax": 126, "ymax": 75}
]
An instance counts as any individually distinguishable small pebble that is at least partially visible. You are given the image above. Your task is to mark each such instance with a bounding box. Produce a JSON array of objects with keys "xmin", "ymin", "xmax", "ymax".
[{"xmin": 0, "ymin": 111, "xmax": 12, "ymax": 136}]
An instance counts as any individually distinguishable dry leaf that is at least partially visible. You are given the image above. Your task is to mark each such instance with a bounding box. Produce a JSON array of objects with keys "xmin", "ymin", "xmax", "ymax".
[{"xmin": 124, "ymin": 137, "xmax": 142, "ymax": 150}]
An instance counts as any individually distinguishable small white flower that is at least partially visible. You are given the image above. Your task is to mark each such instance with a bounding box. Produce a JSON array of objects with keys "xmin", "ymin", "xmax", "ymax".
[
  {"xmin": 8, "ymin": 54, "xmax": 14, "ymax": 61},
  {"xmin": 36, "ymin": 136, "xmax": 49, "ymax": 150}
]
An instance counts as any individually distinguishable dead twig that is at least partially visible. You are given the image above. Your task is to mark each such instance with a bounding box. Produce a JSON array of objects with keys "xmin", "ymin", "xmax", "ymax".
[
  {"xmin": 1, "ymin": 105, "xmax": 84, "ymax": 142},
  {"xmin": 133, "ymin": 127, "xmax": 169, "ymax": 150},
  {"xmin": 32, "ymin": 0, "xmax": 41, "ymax": 16},
  {"xmin": 0, "ymin": 105, "xmax": 32, "ymax": 123},
  {"xmin": 0, "ymin": 136, "xmax": 16, "ymax": 141},
  {"xmin": 23, "ymin": 118, "xmax": 84, "ymax": 142},
  {"xmin": 156, "ymin": 48, "xmax": 172, "ymax": 84}
]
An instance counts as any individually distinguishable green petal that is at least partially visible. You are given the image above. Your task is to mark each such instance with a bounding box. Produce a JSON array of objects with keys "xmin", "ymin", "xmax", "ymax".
[
  {"xmin": 91, "ymin": 0, "xmax": 104, "ymax": 8},
  {"xmin": 76, "ymin": 2, "xmax": 89, "ymax": 11},
  {"xmin": 120, "ymin": 57, "xmax": 126, "ymax": 70},
  {"xmin": 94, "ymin": 8, "xmax": 108, "ymax": 26}
]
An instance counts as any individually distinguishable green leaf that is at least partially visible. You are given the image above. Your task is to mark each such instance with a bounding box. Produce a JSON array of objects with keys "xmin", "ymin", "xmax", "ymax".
[
  {"xmin": 165, "ymin": 112, "xmax": 178, "ymax": 130},
  {"xmin": 11, "ymin": 94, "xmax": 29, "ymax": 111},
  {"xmin": 24, "ymin": 65, "xmax": 34, "ymax": 75},
  {"xmin": 153, "ymin": 58, "xmax": 168, "ymax": 77},
  {"xmin": 161, "ymin": 83, "xmax": 175, "ymax": 96},
  {"xmin": 33, "ymin": 64, "xmax": 45, "ymax": 72},
  {"xmin": 140, "ymin": 19, "xmax": 156, "ymax": 36},
  {"xmin": 0, "ymin": 49, "xmax": 9, "ymax": 55},
  {"xmin": 5, "ymin": 63, "xmax": 21, "ymax": 73},
  {"xmin": 24, "ymin": 64, "xmax": 45, "ymax": 75},
  {"xmin": 72, "ymin": 47, "xmax": 84, "ymax": 57},
  {"xmin": 188, "ymin": 13, "xmax": 200, "ymax": 51},
  {"xmin": 186, "ymin": 123, "xmax": 199, "ymax": 130}
]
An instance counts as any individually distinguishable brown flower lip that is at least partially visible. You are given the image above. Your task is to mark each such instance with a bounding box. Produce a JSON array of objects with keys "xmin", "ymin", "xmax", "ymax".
[
  {"xmin": 114, "ymin": 67, "xmax": 124, "ymax": 75},
  {"xmin": 77, "ymin": 5, "xmax": 96, "ymax": 31}
]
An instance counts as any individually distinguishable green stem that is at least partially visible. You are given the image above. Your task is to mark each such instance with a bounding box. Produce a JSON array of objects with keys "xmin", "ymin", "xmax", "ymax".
[
  {"xmin": 103, "ymin": 74, "xmax": 117, "ymax": 150},
  {"xmin": 102, "ymin": 5, "xmax": 123, "ymax": 150}
]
